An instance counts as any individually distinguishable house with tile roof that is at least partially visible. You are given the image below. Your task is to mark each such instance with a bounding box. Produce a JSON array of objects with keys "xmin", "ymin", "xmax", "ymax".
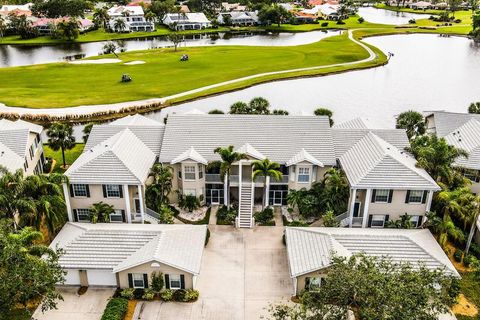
[
  {"xmin": 0, "ymin": 119, "xmax": 45, "ymax": 175},
  {"xmin": 50, "ymin": 222, "xmax": 207, "ymax": 288},
  {"xmin": 217, "ymin": 11, "xmax": 259, "ymax": 26},
  {"xmin": 67, "ymin": 114, "xmax": 438, "ymax": 229},
  {"xmin": 108, "ymin": 5, "xmax": 154, "ymax": 32},
  {"xmin": 162, "ymin": 12, "xmax": 211, "ymax": 31},
  {"xmin": 285, "ymin": 227, "xmax": 459, "ymax": 295}
]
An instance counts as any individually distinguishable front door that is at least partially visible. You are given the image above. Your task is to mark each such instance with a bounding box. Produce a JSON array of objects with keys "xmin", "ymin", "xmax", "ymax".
[
  {"xmin": 273, "ymin": 191, "xmax": 283, "ymax": 205},
  {"xmin": 134, "ymin": 198, "xmax": 141, "ymax": 213},
  {"xmin": 353, "ymin": 202, "xmax": 361, "ymax": 217},
  {"xmin": 211, "ymin": 190, "xmax": 220, "ymax": 204}
]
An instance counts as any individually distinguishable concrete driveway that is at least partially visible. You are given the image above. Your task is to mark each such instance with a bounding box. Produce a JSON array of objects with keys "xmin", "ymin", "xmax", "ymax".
[
  {"xmin": 33, "ymin": 287, "xmax": 115, "ymax": 320},
  {"xmin": 138, "ymin": 225, "xmax": 292, "ymax": 320}
]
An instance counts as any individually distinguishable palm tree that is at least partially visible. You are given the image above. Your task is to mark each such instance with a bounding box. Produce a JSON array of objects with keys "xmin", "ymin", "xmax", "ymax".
[
  {"xmin": 286, "ymin": 188, "xmax": 305, "ymax": 213},
  {"xmin": 230, "ymin": 101, "xmax": 249, "ymax": 114},
  {"xmin": 82, "ymin": 122, "xmax": 96, "ymax": 143},
  {"xmin": 0, "ymin": 16, "xmax": 6, "ymax": 40},
  {"xmin": 47, "ymin": 122, "xmax": 76, "ymax": 169},
  {"xmin": 212, "ymin": 146, "xmax": 248, "ymax": 208},
  {"xmin": 248, "ymin": 97, "xmax": 270, "ymax": 114},
  {"xmin": 319, "ymin": 168, "xmax": 349, "ymax": 214},
  {"xmin": 146, "ymin": 163, "xmax": 173, "ymax": 211},
  {"xmin": 93, "ymin": 7, "xmax": 110, "ymax": 30},
  {"xmin": 427, "ymin": 213, "xmax": 464, "ymax": 248},
  {"xmin": 114, "ymin": 18, "xmax": 127, "ymax": 32},
  {"xmin": 465, "ymin": 198, "xmax": 480, "ymax": 255},
  {"xmin": 395, "ymin": 110, "xmax": 426, "ymax": 140},
  {"xmin": 314, "ymin": 108, "xmax": 334, "ymax": 126},
  {"xmin": 144, "ymin": 11, "xmax": 157, "ymax": 24},
  {"xmin": 252, "ymin": 159, "xmax": 283, "ymax": 208},
  {"xmin": 89, "ymin": 202, "xmax": 115, "ymax": 223},
  {"xmin": 468, "ymin": 102, "xmax": 480, "ymax": 114}
]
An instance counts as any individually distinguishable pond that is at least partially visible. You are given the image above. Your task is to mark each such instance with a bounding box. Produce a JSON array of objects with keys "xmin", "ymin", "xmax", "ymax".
[
  {"xmin": 0, "ymin": 30, "xmax": 338, "ymax": 68},
  {"xmin": 357, "ymin": 7, "xmax": 431, "ymax": 25},
  {"xmin": 146, "ymin": 34, "xmax": 480, "ymax": 127}
]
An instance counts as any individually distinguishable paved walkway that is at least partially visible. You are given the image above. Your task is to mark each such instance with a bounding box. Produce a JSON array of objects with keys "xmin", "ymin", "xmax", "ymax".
[
  {"xmin": 137, "ymin": 225, "xmax": 291, "ymax": 320},
  {"xmin": 0, "ymin": 30, "xmax": 377, "ymax": 117}
]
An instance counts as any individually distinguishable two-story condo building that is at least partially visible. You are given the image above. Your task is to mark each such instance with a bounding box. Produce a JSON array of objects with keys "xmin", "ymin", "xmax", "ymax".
[
  {"xmin": 108, "ymin": 5, "xmax": 154, "ymax": 32},
  {"xmin": 0, "ymin": 119, "xmax": 45, "ymax": 175},
  {"xmin": 64, "ymin": 113, "xmax": 439, "ymax": 229},
  {"xmin": 162, "ymin": 12, "xmax": 211, "ymax": 30},
  {"xmin": 216, "ymin": 11, "xmax": 259, "ymax": 26}
]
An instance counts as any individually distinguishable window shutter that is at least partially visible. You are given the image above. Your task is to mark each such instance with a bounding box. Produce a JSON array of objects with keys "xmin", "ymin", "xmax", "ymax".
[
  {"xmin": 165, "ymin": 274, "xmax": 170, "ymax": 289},
  {"xmin": 118, "ymin": 185, "xmax": 124, "ymax": 198},
  {"xmin": 367, "ymin": 215, "xmax": 373, "ymax": 227},
  {"xmin": 86, "ymin": 185, "xmax": 90, "ymax": 198},
  {"xmin": 371, "ymin": 189, "xmax": 376, "ymax": 203},
  {"xmin": 421, "ymin": 191, "xmax": 428, "ymax": 204},
  {"xmin": 73, "ymin": 209, "xmax": 78, "ymax": 222},
  {"xmin": 143, "ymin": 274, "xmax": 149, "ymax": 288},
  {"xmin": 128, "ymin": 273, "xmax": 133, "ymax": 288},
  {"xmin": 69, "ymin": 184, "xmax": 74, "ymax": 197},
  {"xmin": 388, "ymin": 190, "xmax": 393, "ymax": 203},
  {"xmin": 121, "ymin": 210, "xmax": 126, "ymax": 222},
  {"xmin": 180, "ymin": 275, "xmax": 185, "ymax": 289},
  {"xmin": 405, "ymin": 190, "xmax": 410, "ymax": 203},
  {"xmin": 385, "ymin": 215, "xmax": 390, "ymax": 224},
  {"xmin": 102, "ymin": 185, "xmax": 107, "ymax": 198},
  {"xmin": 417, "ymin": 216, "xmax": 423, "ymax": 228}
]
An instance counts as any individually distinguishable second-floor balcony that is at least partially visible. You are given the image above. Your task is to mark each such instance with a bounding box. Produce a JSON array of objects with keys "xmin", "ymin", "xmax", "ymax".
[{"xmin": 205, "ymin": 174, "xmax": 289, "ymax": 185}]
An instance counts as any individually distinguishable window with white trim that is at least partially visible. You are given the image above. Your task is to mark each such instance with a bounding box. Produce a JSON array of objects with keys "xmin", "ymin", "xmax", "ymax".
[
  {"xmin": 374, "ymin": 189, "xmax": 389, "ymax": 203},
  {"xmin": 408, "ymin": 190, "xmax": 423, "ymax": 203},
  {"xmin": 132, "ymin": 273, "xmax": 145, "ymax": 288},
  {"xmin": 371, "ymin": 215, "xmax": 386, "ymax": 228},
  {"xmin": 306, "ymin": 277, "xmax": 323, "ymax": 291},
  {"xmin": 298, "ymin": 167, "xmax": 310, "ymax": 183},
  {"xmin": 198, "ymin": 165, "xmax": 204, "ymax": 179},
  {"xmin": 184, "ymin": 166, "xmax": 196, "ymax": 180},
  {"xmin": 169, "ymin": 274, "xmax": 181, "ymax": 289},
  {"xmin": 106, "ymin": 185, "xmax": 121, "ymax": 198},
  {"xmin": 73, "ymin": 184, "xmax": 88, "ymax": 197},
  {"xmin": 76, "ymin": 209, "xmax": 90, "ymax": 222},
  {"xmin": 110, "ymin": 210, "xmax": 123, "ymax": 223}
]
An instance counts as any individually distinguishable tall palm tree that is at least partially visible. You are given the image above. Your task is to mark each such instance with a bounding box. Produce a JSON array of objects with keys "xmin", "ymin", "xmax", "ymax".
[
  {"xmin": 252, "ymin": 159, "xmax": 283, "ymax": 208},
  {"xmin": 89, "ymin": 202, "xmax": 115, "ymax": 223},
  {"xmin": 437, "ymin": 187, "xmax": 476, "ymax": 230},
  {"xmin": 212, "ymin": 146, "xmax": 248, "ymax": 208},
  {"xmin": 427, "ymin": 213, "xmax": 464, "ymax": 248},
  {"xmin": 395, "ymin": 110, "xmax": 426, "ymax": 140},
  {"xmin": 114, "ymin": 18, "xmax": 127, "ymax": 32},
  {"xmin": 47, "ymin": 122, "xmax": 76, "ymax": 169},
  {"xmin": 319, "ymin": 168, "xmax": 349, "ymax": 214},
  {"xmin": 146, "ymin": 163, "xmax": 173, "ymax": 210},
  {"xmin": 144, "ymin": 11, "xmax": 157, "ymax": 24},
  {"xmin": 0, "ymin": 167, "xmax": 35, "ymax": 227},
  {"xmin": 93, "ymin": 7, "xmax": 110, "ymax": 30}
]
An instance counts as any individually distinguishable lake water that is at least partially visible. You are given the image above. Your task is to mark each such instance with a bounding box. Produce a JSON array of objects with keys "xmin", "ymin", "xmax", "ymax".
[
  {"xmin": 357, "ymin": 7, "xmax": 431, "ymax": 25},
  {"xmin": 146, "ymin": 34, "xmax": 480, "ymax": 127},
  {"xmin": 0, "ymin": 30, "xmax": 338, "ymax": 68}
]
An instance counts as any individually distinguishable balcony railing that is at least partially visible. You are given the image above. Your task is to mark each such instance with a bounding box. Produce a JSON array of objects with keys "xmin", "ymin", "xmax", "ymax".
[
  {"xmin": 205, "ymin": 174, "xmax": 222, "ymax": 183},
  {"xmin": 270, "ymin": 176, "xmax": 289, "ymax": 184}
]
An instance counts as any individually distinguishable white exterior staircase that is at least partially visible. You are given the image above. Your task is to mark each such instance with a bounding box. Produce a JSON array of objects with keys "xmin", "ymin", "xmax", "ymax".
[{"xmin": 237, "ymin": 183, "xmax": 254, "ymax": 228}]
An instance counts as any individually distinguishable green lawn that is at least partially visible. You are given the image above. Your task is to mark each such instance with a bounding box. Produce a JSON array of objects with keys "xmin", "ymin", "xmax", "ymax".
[
  {"xmin": 0, "ymin": 33, "xmax": 374, "ymax": 108},
  {"xmin": 43, "ymin": 143, "xmax": 85, "ymax": 173},
  {"xmin": 456, "ymin": 272, "xmax": 480, "ymax": 320}
]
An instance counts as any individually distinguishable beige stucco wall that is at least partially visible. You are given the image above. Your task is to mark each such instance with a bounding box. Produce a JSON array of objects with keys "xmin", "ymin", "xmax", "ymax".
[
  {"xmin": 117, "ymin": 261, "xmax": 194, "ymax": 289},
  {"xmin": 295, "ymin": 269, "xmax": 328, "ymax": 295},
  {"xmin": 288, "ymin": 163, "xmax": 331, "ymax": 190},
  {"xmin": 469, "ymin": 181, "xmax": 480, "ymax": 195},
  {"xmin": 24, "ymin": 132, "xmax": 44, "ymax": 175}
]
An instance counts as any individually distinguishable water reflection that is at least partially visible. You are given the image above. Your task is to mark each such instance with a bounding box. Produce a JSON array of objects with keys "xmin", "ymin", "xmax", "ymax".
[{"xmin": 358, "ymin": 7, "xmax": 431, "ymax": 25}]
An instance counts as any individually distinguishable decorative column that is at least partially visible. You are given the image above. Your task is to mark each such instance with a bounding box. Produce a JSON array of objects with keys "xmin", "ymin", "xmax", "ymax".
[
  {"xmin": 426, "ymin": 190, "xmax": 434, "ymax": 212},
  {"xmin": 239, "ymin": 160, "xmax": 243, "ymax": 207},
  {"xmin": 224, "ymin": 174, "xmax": 228, "ymax": 206},
  {"xmin": 63, "ymin": 183, "xmax": 73, "ymax": 222},
  {"xmin": 362, "ymin": 189, "xmax": 372, "ymax": 228},
  {"xmin": 138, "ymin": 184, "xmax": 145, "ymax": 224},
  {"xmin": 348, "ymin": 189, "xmax": 357, "ymax": 228},
  {"xmin": 124, "ymin": 184, "xmax": 132, "ymax": 223},
  {"xmin": 265, "ymin": 175, "xmax": 271, "ymax": 207}
]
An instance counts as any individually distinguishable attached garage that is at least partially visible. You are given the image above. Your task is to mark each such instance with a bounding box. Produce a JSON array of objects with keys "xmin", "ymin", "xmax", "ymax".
[{"xmin": 87, "ymin": 270, "xmax": 117, "ymax": 286}]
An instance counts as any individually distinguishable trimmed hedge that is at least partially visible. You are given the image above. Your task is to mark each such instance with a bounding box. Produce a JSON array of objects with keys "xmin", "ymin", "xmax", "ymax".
[{"xmin": 101, "ymin": 298, "xmax": 128, "ymax": 320}]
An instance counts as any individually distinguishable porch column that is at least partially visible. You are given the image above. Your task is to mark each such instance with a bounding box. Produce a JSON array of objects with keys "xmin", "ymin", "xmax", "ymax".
[
  {"xmin": 223, "ymin": 174, "xmax": 228, "ymax": 206},
  {"xmin": 62, "ymin": 183, "xmax": 73, "ymax": 222},
  {"xmin": 137, "ymin": 184, "xmax": 145, "ymax": 224},
  {"xmin": 124, "ymin": 184, "xmax": 132, "ymax": 223},
  {"xmin": 426, "ymin": 190, "xmax": 434, "ymax": 212},
  {"xmin": 348, "ymin": 188, "xmax": 357, "ymax": 228},
  {"xmin": 239, "ymin": 160, "xmax": 243, "ymax": 207},
  {"xmin": 265, "ymin": 176, "xmax": 271, "ymax": 207},
  {"xmin": 362, "ymin": 189, "xmax": 372, "ymax": 228}
]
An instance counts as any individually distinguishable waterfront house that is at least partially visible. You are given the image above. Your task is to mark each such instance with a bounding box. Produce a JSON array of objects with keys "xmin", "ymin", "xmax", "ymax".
[
  {"xmin": 219, "ymin": 2, "xmax": 247, "ymax": 12},
  {"xmin": 285, "ymin": 227, "xmax": 459, "ymax": 295},
  {"xmin": 217, "ymin": 11, "xmax": 259, "ymax": 26},
  {"xmin": 291, "ymin": 11, "xmax": 317, "ymax": 23},
  {"xmin": 162, "ymin": 12, "xmax": 211, "ymax": 31},
  {"xmin": 0, "ymin": 119, "xmax": 45, "ymax": 175},
  {"xmin": 108, "ymin": 5, "xmax": 154, "ymax": 32},
  {"xmin": 65, "ymin": 114, "xmax": 438, "ymax": 229},
  {"xmin": 50, "ymin": 222, "xmax": 206, "ymax": 288}
]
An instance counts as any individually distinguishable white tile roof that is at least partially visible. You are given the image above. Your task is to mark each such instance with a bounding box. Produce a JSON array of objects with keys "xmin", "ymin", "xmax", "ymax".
[
  {"xmin": 0, "ymin": 119, "xmax": 42, "ymax": 134},
  {"xmin": 110, "ymin": 114, "xmax": 163, "ymax": 127},
  {"xmin": 426, "ymin": 111, "xmax": 480, "ymax": 138},
  {"xmin": 444, "ymin": 118, "xmax": 480, "ymax": 170},
  {"xmin": 50, "ymin": 223, "xmax": 207, "ymax": 275},
  {"xmin": 159, "ymin": 114, "xmax": 336, "ymax": 165},
  {"xmin": 286, "ymin": 148, "xmax": 323, "ymax": 167},
  {"xmin": 0, "ymin": 140, "xmax": 24, "ymax": 172},
  {"xmin": 108, "ymin": 5, "xmax": 144, "ymax": 16},
  {"xmin": 235, "ymin": 143, "xmax": 265, "ymax": 160},
  {"xmin": 334, "ymin": 117, "xmax": 391, "ymax": 130},
  {"xmin": 286, "ymin": 227, "xmax": 459, "ymax": 278},
  {"xmin": 171, "ymin": 146, "xmax": 208, "ymax": 165},
  {"xmin": 339, "ymin": 132, "xmax": 439, "ymax": 190},
  {"xmin": 65, "ymin": 129, "xmax": 156, "ymax": 184}
]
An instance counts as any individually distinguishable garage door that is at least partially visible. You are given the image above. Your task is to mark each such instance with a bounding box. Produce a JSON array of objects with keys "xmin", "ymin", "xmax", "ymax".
[
  {"xmin": 87, "ymin": 270, "xmax": 117, "ymax": 286},
  {"xmin": 64, "ymin": 269, "xmax": 81, "ymax": 285}
]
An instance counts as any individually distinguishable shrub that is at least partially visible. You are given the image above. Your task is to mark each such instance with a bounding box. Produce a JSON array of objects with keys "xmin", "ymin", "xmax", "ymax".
[
  {"xmin": 142, "ymin": 288, "xmax": 155, "ymax": 300},
  {"xmin": 323, "ymin": 210, "xmax": 340, "ymax": 227},
  {"xmin": 448, "ymin": 277, "xmax": 461, "ymax": 299},
  {"xmin": 454, "ymin": 19, "xmax": 461, "ymax": 23},
  {"xmin": 159, "ymin": 205, "xmax": 174, "ymax": 224},
  {"xmin": 409, "ymin": 19, "xmax": 416, "ymax": 24},
  {"xmin": 254, "ymin": 207, "xmax": 274, "ymax": 225},
  {"xmin": 184, "ymin": 289, "xmax": 200, "ymax": 302},
  {"xmin": 336, "ymin": 20, "xmax": 346, "ymax": 25},
  {"xmin": 321, "ymin": 22, "xmax": 329, "ymax": 27},
  {"xmin": 453, "ymin": 249, "xmax": 463, "ymax": 262},
  {"xmin": 101, "ymin": 298, "xmax": 128, "ymax": 320},
  {"xmin": 463, "ymin": 254, "xmax": 474, "ymax": 267},
  {"xmin": 173, "ymin": 289, "xmax": 187, "ymax": 302},
  {"xmin": 358, "ymin": 17, "xmax": 364, "ymax": 23},
  {"xmin": 288, "ymin": 220, "xmax": 309, "ymax": 227},
  {"xmin": 160, "ymin": 289, "xmax": 174, "ymax": 301},
  {"xmin": 217, "ymin": 205, "xmax": 237, "ymax": 224},
  {"xmin": 151, "ymin": 272, "xmax": 164, "ymax": 293},
  {"xmin": 119, "ymin": 288, "xmax": 135, "ymax": 300},
  {"xmin": 133, "ymin": 289, "xmax": 144, "ymax": 300}
]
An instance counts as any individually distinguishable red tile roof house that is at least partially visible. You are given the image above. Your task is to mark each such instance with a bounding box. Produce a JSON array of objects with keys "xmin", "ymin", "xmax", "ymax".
[{"xmin": 32, "ymin": 17, "xmax": 94, "ymax": 35}]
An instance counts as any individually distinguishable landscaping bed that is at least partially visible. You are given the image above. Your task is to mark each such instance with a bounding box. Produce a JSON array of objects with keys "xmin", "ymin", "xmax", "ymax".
[{"xmin": 174, "ymin": 206, "xmax": 211, "ymax": 225}]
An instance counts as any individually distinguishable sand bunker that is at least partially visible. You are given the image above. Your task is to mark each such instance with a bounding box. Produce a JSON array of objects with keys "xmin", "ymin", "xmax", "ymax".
[
  {"xmin": 70, "ymin": 59, "xmax": 121, "ymax": 64},
  {"xmin": 124, "ymin": 60, "xmax": 146, "ymax": 65}
]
